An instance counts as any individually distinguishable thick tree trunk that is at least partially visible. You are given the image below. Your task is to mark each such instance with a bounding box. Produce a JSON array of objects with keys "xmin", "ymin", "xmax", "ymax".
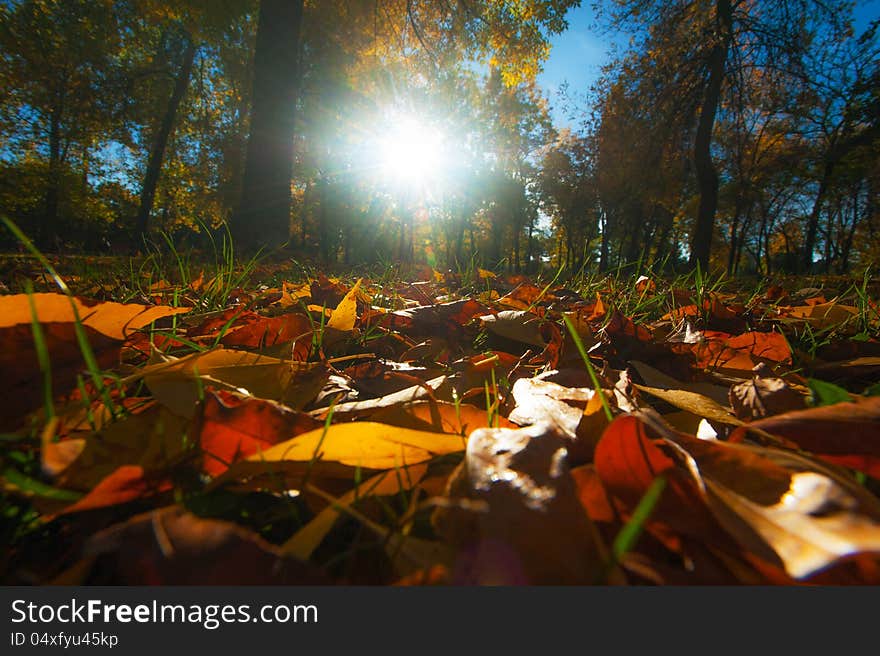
[
  {"xmin": 135, "ymin": 34, "xmax": 197, "ymax": 246},
  {"xmin": 689, "ymin": 0, "xmax": 732, "ymax": 271},
  {"xmin": 233, "ymin": 0, "xmax": 304, "ymax": 252}
]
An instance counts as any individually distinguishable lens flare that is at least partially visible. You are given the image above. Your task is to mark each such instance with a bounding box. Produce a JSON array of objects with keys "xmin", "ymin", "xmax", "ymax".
[{"xmin": 377, "ymin": 116, "xmax": 446, "ymax": 186}]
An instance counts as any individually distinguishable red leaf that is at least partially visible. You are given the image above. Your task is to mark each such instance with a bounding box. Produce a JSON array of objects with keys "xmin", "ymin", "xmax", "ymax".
[
  {"xmin": 196, "ymin": 389, "xmax": 323, "ymax": 476},
  {"xmin": 219, "ymin": 312, "xmax": 312, "ymax": 353},
  {"xmin": 594, "ymin": 415, "xmax": 721, "ymax": 541}
]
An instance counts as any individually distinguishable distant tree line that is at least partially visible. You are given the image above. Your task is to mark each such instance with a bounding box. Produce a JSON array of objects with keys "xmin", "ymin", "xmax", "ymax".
[{"xmin": 546, "ymin": 0, "xmax": 879, "ymax": 275}]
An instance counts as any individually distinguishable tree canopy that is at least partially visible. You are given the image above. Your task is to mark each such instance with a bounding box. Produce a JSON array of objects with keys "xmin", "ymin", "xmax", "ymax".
[{"xmin": 0, "ymin": 0, "xmax": 876, "ymax": 275}]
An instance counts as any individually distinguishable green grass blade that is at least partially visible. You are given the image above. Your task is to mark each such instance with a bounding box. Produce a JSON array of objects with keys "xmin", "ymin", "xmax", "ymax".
[
  {"xmin": 562, "ymin": 313, "xmax": 614, "ymax": 422},
  {"xmin": 3, "ymin": 215, "xmax": 117, "ymax": 418},
  {"xmin": 612, "ymin": 474, "xmax": 666, "ymax": 561},
  {"xmin": 24, "ymin": 282, "xmax": 54, "ymax": 420}
]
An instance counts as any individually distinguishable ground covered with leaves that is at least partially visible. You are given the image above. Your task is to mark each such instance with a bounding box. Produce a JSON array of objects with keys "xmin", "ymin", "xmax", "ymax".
[{"xmin": 2, "ymin": 253, "xmax": 880, "ymax": 585}]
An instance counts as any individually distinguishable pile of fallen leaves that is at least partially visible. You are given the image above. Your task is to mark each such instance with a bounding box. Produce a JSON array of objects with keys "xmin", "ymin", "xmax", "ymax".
[{"xmin": 2, "ymin": 267, "xmax": 880, "ymax": 585}]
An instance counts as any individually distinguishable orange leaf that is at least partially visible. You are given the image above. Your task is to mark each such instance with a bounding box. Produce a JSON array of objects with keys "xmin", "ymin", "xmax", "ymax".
[
  {"xmin": 57, "ymin": 466, "xmax": 165, "ymax": 515},
  {"xmin": 0, "ymin": 293, "xmax": 189, "ymax": 340}
]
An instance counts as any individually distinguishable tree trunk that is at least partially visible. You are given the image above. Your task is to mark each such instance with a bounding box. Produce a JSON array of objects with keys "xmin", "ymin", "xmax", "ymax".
[
  {"xmin": 41, "ymin": 84, "xmax": 65, "ymax": 249},
  {"xmin": 233, "ymin": 0, "xmax": 304, "ymax": 252},
  {"xmin": 135, "ymin": 34, "xmax": 197, "ymax": 247},
  {"xmin": 525, "ymin": 217, "xmax": 534, "ymax": 273},
  {"xmin": 801, "ymin": 156, "xmax": 834, "ymax": 273},
  {"xmin": 689, "ymin": 0, "xmax": 732, "ymax": 271},
  {"xmin": 599, "ymin": 210, "xmax": 609, "ymax": 272}
]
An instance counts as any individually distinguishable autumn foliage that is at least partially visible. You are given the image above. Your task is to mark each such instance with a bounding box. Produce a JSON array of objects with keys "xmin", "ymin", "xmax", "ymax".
[{"xmin": 2, "ymin": 265, "xmax": 880, "ymax": 585}]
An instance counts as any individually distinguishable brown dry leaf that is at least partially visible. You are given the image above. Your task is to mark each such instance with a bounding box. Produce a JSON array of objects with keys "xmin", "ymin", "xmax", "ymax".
[
  {"xmin": 629, "ymin": 359, "xmax": 731, "ymax": 406},
  {"xmin": 311, "ymin": 375, "xmax": 447, "ymax": 420},
  {"xmin": 781, "ymin": 300, "xmax": 859, "ymax": 330},
  {"xmin": 635, "ymin": 275, "xmax": 656, "ymax": 294},
  {"xmin": 55, "ymin": 465, "xmax": 167, "ymax": 516},
  {"xmin": 1, "ymin": 322, "xmax": 122, "ymax": 430},
  {"xmin": 594, "ymin": 415, "xmax": 726, "ymax": 544},
  {"xmin": 729, "ymin": 374, "xmax": 804, "ymax": 421},
  {"xmin": 432, "ymin": 422, "xmax": 609, "ymax": 584},
  {"xmin": 69, "ymin": 506, "xmax": 328, "ymax": 584},
  {"xmin": 478, "ymin": 311, "xmax": 546, "ymax": 347},
  {"xmin": 279, "ymin": 281, "xmax": 312, "ymax": 307},
  {"xmin": 497, "ymin": 282, "xmax": 546, "ymax": 310},
  {"xmin": 634, "ymin": 384, "xmax": 743, "ymax": 428},
  {"xmin": 143, "ymin": 348, "xmax": 328, "ymax": 417},
  {"xmin": 508, "ymin": 377, "xmax": 594, "ymax": 435},
  {"xmin": 0, "ymin": 293, "xmax": 190, "ymax": 340},
  {"xmin": 664, "ymin": 429, "xmax": 880, "ymax": 579},
  {"xmin": 729, "ymin": 397, "xmax": 880, "ymax": 478},
  {"xmin": 687, "ymin": 330, "xmax": 792, "ymax": 376},
  {"xmin": 573, "ymin": 391, "xmax": 613, "ymax": 464},
  {"xmin": 53, "ymin": 404, "xmax": 190, "ymax": 492},
  {"xmin": 42, "ymin": 432, "xmax": 87, "ymax": 479},
  {"xmin": 376, "ymin": 299, "xmax": 486, "ymax": 337}
]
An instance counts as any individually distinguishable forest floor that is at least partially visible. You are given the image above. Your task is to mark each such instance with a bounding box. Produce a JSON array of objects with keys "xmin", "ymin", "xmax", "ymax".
[{"xmin": 1, "ymin": 247, "xmax": 880, "ymax": 585}]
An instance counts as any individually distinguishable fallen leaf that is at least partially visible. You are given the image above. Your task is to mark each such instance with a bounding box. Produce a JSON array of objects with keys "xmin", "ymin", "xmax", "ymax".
[
  {"xmin": 326, "ymin": 278, "xmax": 362, "ymax": 331},
  {"xmin": 634, "ymin": 384, "xmax": 742, "ymax": 428},
  {"xmin": 311, "ymin": 375, "xmax": 447, "ymax": 420},
  {"xmin": 629, "ymin": 360, "xmax": 731, "ymax": 406},
  {"xmin": 508, "ymin": 377, "xmax": 594, "ymax": 435},
  {"xmin": 55, "ymin": 465, "xmax": 165, "ymax": 515},
  {"xmin": 70, "ymin": 506, "xmax": 328, "ymax": 584},
  {"xmin": 662, "ymin": 427, "xmax": 880, "ymax": 579},
  {"xmin": 729, "ymin": 397, "xmax": 880, "ymax": 478},
  {"xmin": 0, "ymin": 322, "xmax": 122, "ymax": 430},
  {"xmin": 143, "ymin": 348, "xmax": 329, "ymax": 417},
  {"xmin": 244, "ymin": 421, "xmax": 465, "ymax": 470},
  {"xmin": 594, "ymin": 415, "xmax": 723, "ymax": 543},
  {"xmin": 782, "ymin": 300, "xmax": 859, "ymax": 329},
  {"xmin": 0, "ymin": 293, "xmax": 190, "ymax": 340},
  {"xmin": 53, "ymin": 405, "xmax": 190, "ymax": 491},
  {"xmin": 433, "ymin": 422, "xmax": 609, "ymax": 584},
  {"xmin": 689, "ymin": 330, "xmax": 792, "ymax": 376},
  {"xmin": 368, "ymin": 400, "xmax": 515, "ymax": 434},
  {"xmin": 195, "ymin": 388, "xmax": 323, "ymax": 476},
  {"xmin": 219, "ymin": 312, "xmax": 312, "ymax": 352},
  {"xmin": 729, "ymin": 375, "xmax": 805, "ymax": 421}
]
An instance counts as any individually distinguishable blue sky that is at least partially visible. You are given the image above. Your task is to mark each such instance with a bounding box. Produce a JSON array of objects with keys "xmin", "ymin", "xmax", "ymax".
[{"xmin": 538, "ymin": 0, "xmax": 880, "ymax": 129}]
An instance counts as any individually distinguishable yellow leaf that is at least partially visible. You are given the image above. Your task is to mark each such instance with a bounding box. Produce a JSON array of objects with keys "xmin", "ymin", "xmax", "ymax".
[
  {"xmin": 247, "ymin": 421, "xmax": 465, "ymax": 470},
  {"xmin": 478, "ymin": 268, "xmax": 496, "ymax": 279},
  {"xmin": 279, "ymin": 281, "xmax": 312, "ymax": 307},
  {"xmin": 326, "ymin": 278, "xmax": 362, "ymax": 332}
]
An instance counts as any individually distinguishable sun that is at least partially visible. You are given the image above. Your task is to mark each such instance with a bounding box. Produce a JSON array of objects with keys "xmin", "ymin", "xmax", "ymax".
[{"xmin": 376, "ymin": 115, "xmax": 447, "ymax": 187}]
